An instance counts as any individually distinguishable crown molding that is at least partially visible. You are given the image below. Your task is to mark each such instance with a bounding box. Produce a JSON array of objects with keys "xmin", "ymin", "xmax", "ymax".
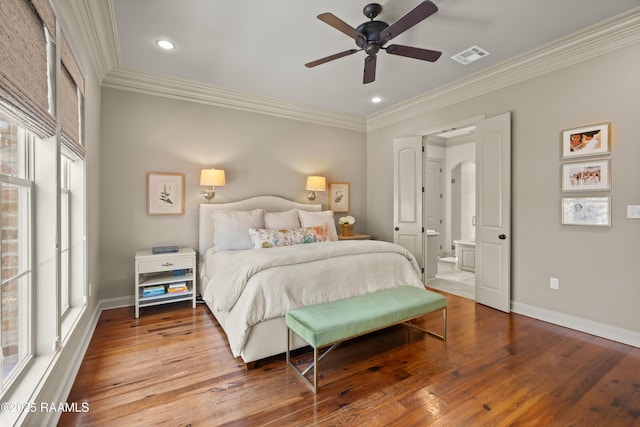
[
  {"xmin": 74, "ymin": 0, "xmax": 638, "ymax": 133},
  {"xmin": 366, "ymin": 7, "xmax": 640, "ymax": 131},
  {"xmin": 73, "ymin": 0, "xmax": 365, "ymax": 131},
  {"xmin": 102, "ymin": 66, "xmax": 367, "ymax": 132},
  {"xmin": 70, "ymin": 0, "xmax": 121, "ymax": 82}
]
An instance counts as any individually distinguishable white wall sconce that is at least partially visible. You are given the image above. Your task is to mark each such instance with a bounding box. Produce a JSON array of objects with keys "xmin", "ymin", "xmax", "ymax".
[
  {"xmin": 200, "ymin": 168, "xmax": 226, "ymax": 202},
  {"xmin": 306, "ymin": 176, "xmax": 326, "ymax": 201}
]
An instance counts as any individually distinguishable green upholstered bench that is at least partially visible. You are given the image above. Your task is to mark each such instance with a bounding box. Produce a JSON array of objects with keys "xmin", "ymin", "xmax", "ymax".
[{"xmin": 285, "ymin": 286, "xmax": 447, "ymax": 392}]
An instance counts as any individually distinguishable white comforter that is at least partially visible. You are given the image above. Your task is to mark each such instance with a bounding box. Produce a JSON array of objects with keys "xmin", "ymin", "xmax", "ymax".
[{"xmin": 202, "ymin": 240, "xmax": 424, "ymax": 357}]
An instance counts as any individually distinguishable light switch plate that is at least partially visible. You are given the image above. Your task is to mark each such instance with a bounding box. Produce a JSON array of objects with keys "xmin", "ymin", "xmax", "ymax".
[{"xmin": 627, "ymin": 205, "xmax": 640, "ymax": 219}]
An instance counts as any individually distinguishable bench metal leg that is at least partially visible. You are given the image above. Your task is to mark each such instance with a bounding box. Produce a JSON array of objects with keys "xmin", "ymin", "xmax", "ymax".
[
  {"xmin": 402, "ymin": 307, "xmax": 447, "ymax": 341},
  {"xmin": 287, "ymin": 327, "xmax": 317, "ymax": 392},
  {"xmin": 287, "ymin": 327, "xmax": 342, "ymax": 393},
  {"xmin": 300, "ymin": 343, "xmax": 339, "ymax": 376}
]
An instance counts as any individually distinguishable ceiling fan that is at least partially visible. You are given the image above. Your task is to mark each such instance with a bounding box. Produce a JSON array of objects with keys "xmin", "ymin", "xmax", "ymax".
[{"xmin": 305, "ymin": 1, "xmax": 442, "ymax": 84}]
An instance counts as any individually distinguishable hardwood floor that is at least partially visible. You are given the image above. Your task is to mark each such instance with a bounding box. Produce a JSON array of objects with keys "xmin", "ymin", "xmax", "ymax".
[{"xmin": 59, "ymin": 292, "xmax": 640, "ymax": 426}]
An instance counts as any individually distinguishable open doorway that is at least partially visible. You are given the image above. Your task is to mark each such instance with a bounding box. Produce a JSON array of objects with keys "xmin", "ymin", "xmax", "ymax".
[
  {"xmin": 394, "ymin": 112, "xmax": 511, "ymax": 311},
  {"xmin": 424, "ymin": 125, "xmax": 476, "ymax": 300}
]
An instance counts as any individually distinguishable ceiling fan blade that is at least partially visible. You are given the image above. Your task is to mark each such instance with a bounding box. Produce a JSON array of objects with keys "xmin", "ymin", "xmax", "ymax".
[
  {"xmin": 363, "ymin": 55, "xmax": 377, "ymax": 84},
  {"xmin": 305, "ymin": 49, "xmax": 360, "ymax": 68},
  {"xmin": 386, "ymin": 44, "xmax": 442, "ymax": 62},
  {"xmin": 318, "ymin": 13, "xmax": 365, "ymax": 44},
  {"xmin": 380, "ymin": 1, "xmax": 438, "ymax": 42}
]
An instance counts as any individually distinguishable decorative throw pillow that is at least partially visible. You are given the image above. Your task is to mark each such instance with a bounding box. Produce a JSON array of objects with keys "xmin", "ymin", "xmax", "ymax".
[
  {"xmin": 264, "ymin": 209, "xmax": 300, "ymax": 230},
  {"xmin": 212, "ymin": 209, "xmax": 265, "ymax": 251},
  {"xmin": 249, "ymin": 225, "xmax": 329, "ymax": 248},
  {"xmin": 297, "ymin": 210, "xmax": 338, "ymax": 241}
]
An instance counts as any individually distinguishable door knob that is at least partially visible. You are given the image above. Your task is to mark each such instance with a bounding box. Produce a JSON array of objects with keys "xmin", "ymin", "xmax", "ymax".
[
  {"xmin": 498, "ymin": 234, "xmax": 507, "ymax": 240},
  {"xmin": 394, "ymin": 227, "xmax": 400, "ymax": 231}
]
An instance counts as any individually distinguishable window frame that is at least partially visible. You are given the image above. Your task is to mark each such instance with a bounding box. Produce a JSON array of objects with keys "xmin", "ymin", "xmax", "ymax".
[
  {"xmin": 0, "ymin": 125, "xmax": 35, "ymax": 395},
  {"xmin": 59, "ymin": 156, "xmax": 71, "ymax": 318}
]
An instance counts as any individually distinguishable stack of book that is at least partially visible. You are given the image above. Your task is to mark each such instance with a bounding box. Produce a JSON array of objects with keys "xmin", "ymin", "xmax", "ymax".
[
  {"xmin": 152, "ymin": 246, "xmax": 179, "ymax": 254},
  {"xmin": 142, "ymin": 285, "xmax": 165, "ymax": 298},
  {"xmin": 168, "ymin": 282, "xmax": 189, "ymax": 294}
]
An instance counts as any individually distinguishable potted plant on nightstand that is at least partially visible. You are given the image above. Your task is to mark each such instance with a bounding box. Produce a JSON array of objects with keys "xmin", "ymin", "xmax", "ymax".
[{"xmin": 338, "ymin": 215, "xmax": 356, "ymax": 236}]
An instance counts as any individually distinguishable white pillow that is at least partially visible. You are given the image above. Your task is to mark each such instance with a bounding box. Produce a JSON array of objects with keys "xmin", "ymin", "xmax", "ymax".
[
  {"xmin": 297, "ymin": 210, "xmax": 338, "ymax": 241},
  {"xmin": 264, "ymin": 209, "xmax": 300, "ymax": 230},
  {"xmin": 212, "ymin": 209, "xmax": 265, "ymax": 251}
]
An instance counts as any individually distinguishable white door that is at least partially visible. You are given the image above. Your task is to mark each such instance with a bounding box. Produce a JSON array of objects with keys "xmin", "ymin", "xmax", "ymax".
[
  {"xmin": 425, "ymin": 158, "xmax": 443, "ymax": 255},
  {"xmin": 393, "ymin": 136, "xmax": 423, "ymax": 270},
  {"xmin": 475, "ymin": 112, "xmax": 511, "ymax": 312}
]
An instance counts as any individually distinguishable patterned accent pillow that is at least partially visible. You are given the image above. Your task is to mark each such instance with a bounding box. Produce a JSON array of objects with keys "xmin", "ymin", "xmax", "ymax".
[
  {"xmin": 249, "ymin": 225, "xmax": 329, "ymax": 249},
  {"xmin": 297, "ymin": 210, "xmax": 338, "ymax": 241}
]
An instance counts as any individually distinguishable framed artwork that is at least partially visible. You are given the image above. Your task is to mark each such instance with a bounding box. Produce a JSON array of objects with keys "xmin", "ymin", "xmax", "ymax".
[
  {"xmin": 561, "ymin": 122, "xmax": 610, "ymax": 159},
  {"xmin": 561, "ymin": 196, "xmax": 610, "ymax": 227},
  {"xmin": 147, "ymin": 172, "xmax": 184, "ymax": 215},
  {"xmin": 561, "ymin": 159, "xmax": 610, "ymax": 192},
  {"xmin": 329, "ymin": 182, "xmax": 350, "ymax": 213}
]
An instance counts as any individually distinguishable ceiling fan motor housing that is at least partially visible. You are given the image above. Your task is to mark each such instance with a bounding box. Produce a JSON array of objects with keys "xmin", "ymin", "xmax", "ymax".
[{"xmin": 355, "ymin": 20, "xmax": 389, "ymax": 55}]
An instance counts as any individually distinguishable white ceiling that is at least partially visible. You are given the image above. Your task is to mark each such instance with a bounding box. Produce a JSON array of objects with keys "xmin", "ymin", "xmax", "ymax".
[{"xmin": 110, "ymin": 0, "xmax": 639, "ymax": 118}]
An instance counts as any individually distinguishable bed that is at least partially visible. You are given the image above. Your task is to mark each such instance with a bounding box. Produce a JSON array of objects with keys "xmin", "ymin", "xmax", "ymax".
[{"xmin": 198, "ymin": 195, "xmax": 425, "ymax": 365}]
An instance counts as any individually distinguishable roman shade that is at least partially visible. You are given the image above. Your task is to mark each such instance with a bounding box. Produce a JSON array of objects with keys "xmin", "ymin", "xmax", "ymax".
[
  {"xmin": 60, "ymin": 33, "xmax": 86, "ymax": 159},
  {"xmin": 0, "ymin": 0, "xmax": 86, "ymax": 159},
  {"xmin": 0, "ymin": 0, "xmax": 56, "ymax": 137}
]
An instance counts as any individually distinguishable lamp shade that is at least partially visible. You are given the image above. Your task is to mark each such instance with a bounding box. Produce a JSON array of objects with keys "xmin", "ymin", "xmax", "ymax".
[
  {"xmin": 305, "ymin": 176, "xmax": 326, "ymax": 191},
  {"xmin": 200, "ymin": 169, "xmax": 226, "ymax": 186}
]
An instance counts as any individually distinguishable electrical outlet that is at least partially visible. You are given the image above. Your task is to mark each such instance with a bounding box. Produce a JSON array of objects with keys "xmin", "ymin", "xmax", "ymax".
[{"xmin": 550, "ymin": 277, "xmax": 559, "ymax": 290}]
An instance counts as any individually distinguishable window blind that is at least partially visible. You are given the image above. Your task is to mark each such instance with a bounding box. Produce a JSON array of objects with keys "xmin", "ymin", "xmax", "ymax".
[
  {"xmin": 31, "ymin": 0, "xmax": 56, "ymax": 42},
  {"xmin": 60, "ymin": 34, "xmax": 85, "ymax": 159},
  {"xmin": 61, "ymin": 35, "xmax": 84, "ymax": 95},
  {"xmin": 0, "ymin": 0, "xmax": 56, "ymax": 138}
]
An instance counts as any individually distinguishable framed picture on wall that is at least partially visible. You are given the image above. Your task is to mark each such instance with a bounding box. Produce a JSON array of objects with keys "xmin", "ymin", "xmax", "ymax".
[
  {"xmin": 561, "ymin": 196, "xmax": 610, "ymax": 227},
  {"xmin": 561, "ymin": 159, "xmax": 610, "ymax": 192},
  {"xmin": 329, "ymin": 182, "xmax": 350, "ymax": 213},
  {"xmin": 147, "ymin": 172, "xmax": 184, "ymax": 215},
  {"xmin": 561, "ymin": 122, "xmax": 610, "ymax": 159}
]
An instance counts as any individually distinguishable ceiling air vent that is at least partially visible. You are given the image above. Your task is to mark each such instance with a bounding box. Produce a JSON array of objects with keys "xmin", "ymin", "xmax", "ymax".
[{"xmin": 451, "ymin": 45, "xmax": 490, "ymax": 65}]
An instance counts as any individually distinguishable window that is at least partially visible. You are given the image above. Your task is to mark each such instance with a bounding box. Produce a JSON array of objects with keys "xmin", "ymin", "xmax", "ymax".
[
  {"xmin": 60, "ymin": 156, "xmax": 70, "ymax": 317},
  {"xmin": 0, "ymin": 0, "xmax": 87, "ymax": 409},
  {"xmin": 0, "ymin": 111, "xmax": 33, "ymax": 391}
]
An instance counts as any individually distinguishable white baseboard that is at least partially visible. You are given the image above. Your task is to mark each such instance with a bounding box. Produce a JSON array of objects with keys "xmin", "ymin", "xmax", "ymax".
[
  {"xmin": 99, "ymin": 295, "xmax": 134, "ymax": 310},
  {"xmin": 512, "ymin": 302, "xmax": 640, "ymax": 348}
]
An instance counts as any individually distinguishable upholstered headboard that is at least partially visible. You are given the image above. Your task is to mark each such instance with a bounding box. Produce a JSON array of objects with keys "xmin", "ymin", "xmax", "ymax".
[{"xmin": 198, "ymin": 196, "xmax": 322, "ymax": 256}]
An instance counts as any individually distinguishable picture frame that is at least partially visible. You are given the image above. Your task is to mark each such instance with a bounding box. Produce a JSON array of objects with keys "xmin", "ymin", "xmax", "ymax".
[
  {"xmin": 329, "ymin": 182, "xmax": 350, "ymax": 213},
  {"xmin": 147, "ymin": 172, "xmax": 184, "ymax": 215},
  {"xmin": 561, "ymin": 159, "xmax": 610, "ymax": 192},
  {"xmin": 561, "ymin": 196, "xmax": 610, "ymax": 227},
  {"xmin": 561, "ymin": 122, "xmax": 610, "ymax": 159}
]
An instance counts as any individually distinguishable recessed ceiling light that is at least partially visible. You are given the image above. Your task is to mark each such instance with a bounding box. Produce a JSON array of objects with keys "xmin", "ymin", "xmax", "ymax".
[
  {"xmin": 156, "ymin": 40, "xmax": 175, "ymax": 50},
  {"xmin": 371, "ymin": 96, "xmax": 383, "ymax": 103}
]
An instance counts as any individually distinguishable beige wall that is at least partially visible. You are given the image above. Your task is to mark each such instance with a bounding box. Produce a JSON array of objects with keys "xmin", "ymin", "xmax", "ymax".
[
  {"xmin": 367, "ymin": 42, "xmax": 640, "ymax": 334},
  {"xmin": 99, "ymin": 88, "xmax": 366, "ymax": 299}
]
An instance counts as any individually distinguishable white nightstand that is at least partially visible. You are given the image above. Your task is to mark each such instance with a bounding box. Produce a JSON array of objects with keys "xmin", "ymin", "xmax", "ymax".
[
  {"xmin": 134, "ymin": 247, "xmax": 197, "ymax": 318},
  {"xmin": 338, "ymin": 233, "xmax": 371, "ymax": 240}
]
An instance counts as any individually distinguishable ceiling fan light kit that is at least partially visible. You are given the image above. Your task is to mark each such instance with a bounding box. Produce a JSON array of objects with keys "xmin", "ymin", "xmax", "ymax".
[{"xmin": 305, "ymin": 1, "xmax": 442, "ymax": 84}]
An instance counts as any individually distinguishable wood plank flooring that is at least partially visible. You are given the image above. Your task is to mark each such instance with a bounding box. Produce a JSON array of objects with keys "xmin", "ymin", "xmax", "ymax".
[{"xmin": 58, "ymin": 292, "xmax": 640, "ymax": 426}]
